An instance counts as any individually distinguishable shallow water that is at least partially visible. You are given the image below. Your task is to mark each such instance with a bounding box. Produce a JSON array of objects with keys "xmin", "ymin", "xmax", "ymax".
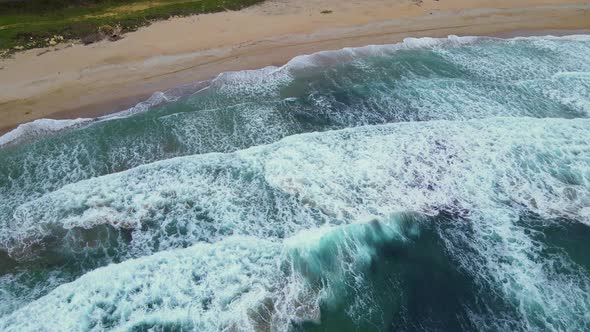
[{"xmin": 1, "ymin": 35, "xmax": 589, "ymax": 331}]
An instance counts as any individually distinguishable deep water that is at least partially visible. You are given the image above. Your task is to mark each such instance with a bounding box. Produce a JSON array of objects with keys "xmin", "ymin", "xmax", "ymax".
[{"xmin": 0, "ymin": 35, "xmax": 589, "ymax": 331}]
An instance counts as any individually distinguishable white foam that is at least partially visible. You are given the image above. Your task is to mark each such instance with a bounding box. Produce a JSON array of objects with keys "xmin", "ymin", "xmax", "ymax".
[
  {"xmin": 4, "ymin": 116, "xmax": 590, "ymax": 330},
  {"xmin": 276, "ymin": 35, "xmax": 479, "ymax": 74},
  {"xmin": 269, "ymin": 34, "xmax": 590, "ymax": 76},
  {"xmin": 3, "ymin": 200, "xmax": 588, "ymax": 331},
  {"xmin": 0, "ymin": 217, "xmax": 412, "ymax": 331},
  {"xmin": 0, "ymin": 118, "xmax": 91, "ymax": 148},
  {"xmin": 0, "ymin": 82, "xmax": 207, "ymax": 149},
  {"xmin": 2, "ymin": 34, "xmax": 588, "ymax": 149},
  {"xmin": 100, "ymin": 91, "xmax": 172, "ymax": 121},
  {"xmin": 0, "ymin": 236, "xmax": 285, "ymax": 331},
  {"xmin": 2, "ymin": 35, "xmax": 590, "ymax": 328},
  {"xmin": 444, "ymin": 210, "xmax": 590, "ymax": 330},
  {"xmin": 6, "ymin": 117, "xmax": 588, "ymax": 251}
]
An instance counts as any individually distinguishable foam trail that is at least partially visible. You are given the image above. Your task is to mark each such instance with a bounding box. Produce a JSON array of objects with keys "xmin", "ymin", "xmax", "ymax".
[
  {"xmin": 0, "ymin": 236, "xmax": 286, "ymax": 331},
  {"xmin": 0, "ymin": 118, "xmax": 91, "ymax": 148},
  {"xmin": 2, "ymin": 210, "xmax": 589, "ymax": 331},
  {"xmin": 6, "ymin": 117, "xmax": 588, "ymax": 253},
  {"xmin": 0, "ymin": 80, "xmax": 210, "ymax": 148},
  {"xmin": 2, "ymin": 35, "xmax": 589, "ymax": 236},
  {"xmin": 2, "ymin": 35, "xmax": 590, "ymax": 327},
  {"xmin": 1, "ymin": 117, "xmax": 589, "ymax": 330},
  {"xmin": 1, "ymin": 34, "xmax": 589, "ymax": 147},
  {"xmin": 0, "ymin": 216, "xmax": 419, "ymax": 332}
]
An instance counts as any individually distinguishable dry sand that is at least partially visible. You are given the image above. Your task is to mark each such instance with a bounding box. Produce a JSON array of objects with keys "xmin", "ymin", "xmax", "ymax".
[{"xmin": 1, "ymin": 0, "xmax": 590, "ymax": 134}]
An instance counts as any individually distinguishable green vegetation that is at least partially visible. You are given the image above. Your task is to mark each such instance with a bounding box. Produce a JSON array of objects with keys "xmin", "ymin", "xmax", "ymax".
[{"xmin": 0, "ymin": 0, "xmax": 265, "ymax": 54}]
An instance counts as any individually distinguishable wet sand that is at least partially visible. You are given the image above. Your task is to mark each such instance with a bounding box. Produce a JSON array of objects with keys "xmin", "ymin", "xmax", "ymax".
[{"xmin": 1, "ymin": 0, "xmax": 590, "ymax": 134}]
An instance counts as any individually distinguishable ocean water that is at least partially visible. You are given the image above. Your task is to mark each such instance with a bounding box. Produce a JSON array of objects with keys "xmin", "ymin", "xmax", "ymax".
[{"xmin": 0, "ymin": 35, "xmax": 589, "ymax": 331}]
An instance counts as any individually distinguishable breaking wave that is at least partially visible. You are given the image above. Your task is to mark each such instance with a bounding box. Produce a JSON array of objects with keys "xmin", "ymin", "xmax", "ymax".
[{"xmin": 1, "ymin": 35, "xmax": 590, "ymax": 331}]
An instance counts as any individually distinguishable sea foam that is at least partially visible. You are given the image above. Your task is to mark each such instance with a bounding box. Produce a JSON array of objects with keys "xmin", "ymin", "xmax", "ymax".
[
  {"xmin": 2, "ymin": 116, "xmax": 589, "ymax": 330},
  {"xmin": 2, "ymin": 35, "xmax": 590, "ymax": 330},
  {"xmin": 2, "ymin": 34, "xmax": 589, "ymax": 147},
  {"xmin": 6, "ymin": 117, "xmax": 587, "ymax": 252},
  {"xmin": 0, "ymin": 217, "xmax": 418, "ymax": 332},
  {"xmin": 0, "ymin": 118, "xmax": 91, "ymax": 148},
  {"xmin": 2, "ymin": 34, "xmax": 589, "ymax": 229}
]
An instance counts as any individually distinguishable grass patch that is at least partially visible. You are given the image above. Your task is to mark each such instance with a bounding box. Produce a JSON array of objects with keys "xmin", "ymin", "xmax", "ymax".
[{"xmin": 0, "ymin": 0, "xmax": 265, "ymax": 54}]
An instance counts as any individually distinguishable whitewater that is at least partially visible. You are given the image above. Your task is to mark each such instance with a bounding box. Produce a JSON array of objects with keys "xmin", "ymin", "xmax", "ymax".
[{"xmin": 1, "ymin": 35, "xmax": 589, "ymax": 331}]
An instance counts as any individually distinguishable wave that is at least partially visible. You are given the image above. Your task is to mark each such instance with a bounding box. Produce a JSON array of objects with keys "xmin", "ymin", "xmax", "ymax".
[
  {"xmin": 2, "ymin": 116, "xmax": 589, "ymax": 329},
  {"xmin": 0, "ymin": 36, "xmax": 490, "ymax": 146},
  {"xmin": 2, "ymin": 34, "xmax": 589, "ymax": 147},
  {"xmin": 0, "ymin": 118, "xmax": 91, "ymax": 148},
  {"xmin": 2, "ymin": 210, "xmax": 589, "ymax": 331},
  {"xmin": 1, "ymin": 35, "xmax": 589, "ymax": 235},
  {"xmin": 5, "ymin": 117, "xmax": 588, "ymax": 253},
  {"xmin": 2, "ymin": 35, "xmax": 590, "ymax": 328},
  {"xmin": 0, "ymin": 215, "xmax": 421, "ymax": 332}
]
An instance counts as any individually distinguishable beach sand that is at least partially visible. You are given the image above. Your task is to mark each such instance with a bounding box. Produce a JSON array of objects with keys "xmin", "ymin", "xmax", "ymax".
[{"xmin": 1, "ymin": 0, "xmax": 589, "ymax": 134}]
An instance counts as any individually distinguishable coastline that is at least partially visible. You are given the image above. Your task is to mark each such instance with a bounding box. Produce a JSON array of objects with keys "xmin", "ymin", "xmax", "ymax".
[{"xmin": 1, "ymin": 0, "xmax": 590, "ymax": 135}]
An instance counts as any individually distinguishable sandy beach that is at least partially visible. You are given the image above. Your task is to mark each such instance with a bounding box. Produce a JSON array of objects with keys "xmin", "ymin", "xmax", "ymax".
[{"xmin": 1, "ymin": 0, "xmax": 589, "ymax": 134}]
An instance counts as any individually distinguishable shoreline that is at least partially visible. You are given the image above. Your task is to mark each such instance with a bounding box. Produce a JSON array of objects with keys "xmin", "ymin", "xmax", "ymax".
[{"xmin": 1, "ymin": 0, "xmax": 590, "ymax": 135}]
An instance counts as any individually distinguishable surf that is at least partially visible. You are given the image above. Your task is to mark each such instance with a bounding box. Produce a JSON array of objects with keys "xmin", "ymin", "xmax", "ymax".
[{"xmin": 1, "ymin": 35, "xmax": 590, "ymax": 331}]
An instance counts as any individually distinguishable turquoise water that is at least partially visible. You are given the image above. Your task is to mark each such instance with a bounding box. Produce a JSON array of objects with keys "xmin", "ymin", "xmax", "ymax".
[{"xmin": 0, "ymin": 35, "xmax": 589, "ymax": 331}]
